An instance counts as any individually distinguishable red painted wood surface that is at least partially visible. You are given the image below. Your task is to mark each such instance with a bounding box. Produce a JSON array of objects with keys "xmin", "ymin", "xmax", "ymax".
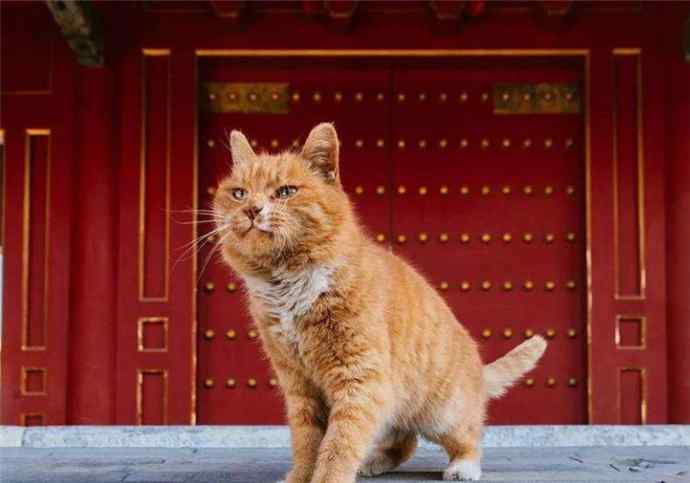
[{"xmin": 1, "ymin": 0, "xmax": 689, "ymax": 425}]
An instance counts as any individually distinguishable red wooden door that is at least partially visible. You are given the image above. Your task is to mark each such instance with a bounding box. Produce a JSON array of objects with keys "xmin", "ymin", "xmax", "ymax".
[
  {"xmin": 197, "ymin": 59, "xmax": 392, "ymax": 423},
  {"xmin": 197, "ymin": 55, "xmax": 589, "ymax": 424},
  {"xmin": 390, "ymin": 59, "xmax": 586, "ymax": 423}
]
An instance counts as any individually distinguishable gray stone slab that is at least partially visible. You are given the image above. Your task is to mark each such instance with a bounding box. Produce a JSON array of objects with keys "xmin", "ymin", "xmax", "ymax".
[
  {"xmin": 0, "ymin": 426, "xmax": 24, "ymax": 448},
  {"xmin": 1, "ymin": 446, "xmax": 689, "ymax": 483},
  {"xmin": 5, "ymin": 425, "xmax": 690, "ymax": 449}
]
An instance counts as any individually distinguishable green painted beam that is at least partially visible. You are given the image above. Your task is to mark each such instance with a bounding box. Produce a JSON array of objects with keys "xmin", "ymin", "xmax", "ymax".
[{"xmin": 46, "ymin": 0, "xmax": 103, "ymax": 67}]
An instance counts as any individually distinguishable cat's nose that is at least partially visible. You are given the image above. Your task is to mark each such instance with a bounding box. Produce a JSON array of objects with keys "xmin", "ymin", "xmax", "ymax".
[{"xmin": 244, "ymin": 205, "xmax": 263, "ymax": 220}]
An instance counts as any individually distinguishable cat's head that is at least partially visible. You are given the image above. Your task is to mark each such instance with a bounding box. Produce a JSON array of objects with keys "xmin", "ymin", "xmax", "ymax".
[{"xmin": 213, "ymin": 123, "xmax": 352, "ymax": 270}]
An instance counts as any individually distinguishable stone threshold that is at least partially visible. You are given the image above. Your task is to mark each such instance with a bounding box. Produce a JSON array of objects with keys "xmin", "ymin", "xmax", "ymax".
[{"xmin": 1, "ymin": 425, "xmax": 689, "ymax": 449}]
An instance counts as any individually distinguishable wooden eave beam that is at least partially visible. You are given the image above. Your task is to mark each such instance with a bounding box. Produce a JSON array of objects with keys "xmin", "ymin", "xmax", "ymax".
[{"xmin": 46, "ymin": 0, "xmax": 103, "ymax": 67}]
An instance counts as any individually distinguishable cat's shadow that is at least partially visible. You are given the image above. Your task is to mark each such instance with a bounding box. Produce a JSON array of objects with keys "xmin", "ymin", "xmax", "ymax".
[{"xmin": 360, "ymin": 471, "xmax": 442, "ymax": 480}]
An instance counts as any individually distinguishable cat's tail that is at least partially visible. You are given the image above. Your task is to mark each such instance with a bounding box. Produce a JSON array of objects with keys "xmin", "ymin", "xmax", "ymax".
[{"xmin": 483, "ymin": 336, "xmax": 547, "ymax": 399}]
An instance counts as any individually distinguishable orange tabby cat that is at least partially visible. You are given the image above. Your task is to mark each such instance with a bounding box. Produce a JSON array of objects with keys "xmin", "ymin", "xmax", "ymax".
[{"xmin": 213, "ymin": 123, "xmax": 547, "ymax": 482}]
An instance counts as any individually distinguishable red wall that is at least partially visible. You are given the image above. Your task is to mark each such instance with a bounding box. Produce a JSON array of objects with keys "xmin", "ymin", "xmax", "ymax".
[{"xmin": 2, "ymin": 1, "xmax": 689, "ymax": 425}]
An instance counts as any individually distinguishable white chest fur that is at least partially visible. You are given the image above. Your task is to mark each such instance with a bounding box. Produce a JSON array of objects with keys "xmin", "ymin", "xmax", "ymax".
[{"xmin": 244, "ymin": 265, "xmax": 336, "ymax": 344}]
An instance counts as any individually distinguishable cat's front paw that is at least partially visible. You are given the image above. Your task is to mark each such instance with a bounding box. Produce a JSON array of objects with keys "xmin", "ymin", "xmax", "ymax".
[
  {"xmin": 443, "ymin": 459, "xmax": 482, "ymax": 481},
  {"xmin": 358, "ymin": 454, "xmax": 397, "ymax": 477}
]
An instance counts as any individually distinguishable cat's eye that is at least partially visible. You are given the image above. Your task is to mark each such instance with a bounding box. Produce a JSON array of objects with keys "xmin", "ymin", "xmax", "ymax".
[
  {"xmin": 231, "ymin": 188, "xmax": 247, "ymax": 201},
  {"xmin": 275, "ymin": 185, "xmax": 298, "ymax": 199}
]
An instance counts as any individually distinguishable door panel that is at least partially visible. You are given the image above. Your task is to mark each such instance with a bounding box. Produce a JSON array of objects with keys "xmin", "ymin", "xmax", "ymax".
[
  {"xmin": 197, "ymin": 60, "xmax": 392, "ymax": 424},
  {"xmin": 197, "ymin": 57, "xmax": 587, "ymax": 424}
]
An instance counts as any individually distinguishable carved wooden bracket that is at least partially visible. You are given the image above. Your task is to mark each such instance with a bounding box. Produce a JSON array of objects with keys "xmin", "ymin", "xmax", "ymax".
[{"xmin": 45, "ymin": 0, "xmax": 103, "ymax": 67}]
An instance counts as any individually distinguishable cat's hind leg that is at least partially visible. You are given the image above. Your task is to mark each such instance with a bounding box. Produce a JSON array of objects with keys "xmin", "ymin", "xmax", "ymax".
[
  {"xmin": 437, "ymin": 423, "xmax": 482, "ymax": 481},
  {"xmin": 358, "ymin": 429, "xmax": 417, "ymax": 477}
]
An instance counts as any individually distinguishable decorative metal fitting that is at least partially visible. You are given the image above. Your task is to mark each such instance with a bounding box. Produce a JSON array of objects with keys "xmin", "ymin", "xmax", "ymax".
[
  {"xmin": 481, "ymin": 92, "xmax": 489, "ymax": 103},
  {"xmin": 312, "ymin": 91, "xmax": 322, "ymax": 103},
  {"xmin": 418, "ymin": 232, "xmax": 428, "ymax": 243},
  {"xmin": 481, "ymin": 280, "xmax": 492, "ymax": 291},
  {"xmin": 566, "ymin": 232, "xmax": 576, "ymax": 242},
  {"xmin": 566, "ymin": 185, "xmax": 576, "ymax": 196},
  {"xmin": 250, "ymin": 139, "xmax": 258, "ymax": 148},
  {"xmin": 459, "ymin": 92, "xmax": 468, "ymax": 102},
  {"xmin": 502, "ymin": 138, "xmax": 511, "ymax": 148},
  {"xmin": 439, "ymin": 281, "xmax": 449, "ymax": 291},
  {"xmin": 291, "ymin": 92, "xmax": 300, "ymax": 102},
  {"xmin": 546, "ymin": 377, "xmax": 556, "ymax": 387},
  {"xmin": 270, "ymin": 139, "xmax": 279, "ymax": 149},
  {"xmin": 334, "ymin": 91, "xmax": 343, "ymax": 103},
  {"xmin": 461, "ymin": 281, "xmax": 471, "ymax": 291},
  {"xmin": 439, "ymin": 92, "xmax": 448, "ymax": 102},
  {"xmin": 355, "ymin": 92, "xmax": 364, "ymax": 102},
  {"xmin": 418, "ymin": 139, "xmax": 427, "ymax": 149},
  {"xmin": 503, "ymin": 233, "xmax": 512, "ymax": 243},
  {"xmin": 204, "ymin": 282, "xmax": 215, "ymax": 293},
  {"xmin": 544, "ymin": 138, "xmax": 553, "ymax": 149},
  {"xmin": 226, "ymin": 283, "xmax": 237, "ymax": 292},
  {"xmin": 419, "ymin": 186, "xmax": 428, "ymax": 195},
  {"xmin": 460, "ymin": 138, "xmax": 469, "ymax": 148},
  {"xmin": 524, "ymin": 329, "xmax": 534, "ymax": 338},
  {"xmin": 523, "ymin": 185, "xmax": 533, "ymax": 195},
  {"xmin": 247, "ymin": 378, "xmax": 257, "ymax": 388},
  {"xmin": 204, "ymin": 378, "xmax": 215, "ymax": 388},
  {"xmin": 565, "ymin": 138, "xmax": 574, "ymax": 149},
  {"xmin": 481, "ymin": 329, "xmax": 492, "ymax": 339},
  {"xmin": 355, "ymin": 185, "xmax": 364, "ymax": 195},
  {"xmin": 525, "ymin": 378, "xmax": 535, "ymax": 387},
  {"xmin": 376, "ymin": 92, "xmax": 385, "ymax": 102},
  {"xmin": 376, "ymin": 185, "xmax": 386, "ymax": 195},
  {"xmin": 207, "ymin": 186, "xmax": 217, "ymax": 196},
  {"xmin": 568, "ymin": 377, "xmax": 577, "ymax": 387},
  {"xmin": 397, "ymin": 234, "xmax": 407, "ymax": 244},
  {"xmin": 207, "ymin": 139, "xmax": 215, "ymax": 148},
  {"xmin": 545, "ymin": 281, "xmax": 556, "ymax": 291},
  {"xmin": 460, "ymin": 185, "xmax": 470, "ymax": 195},
  {"xmin": 226, "ymin": 378, "xmax": 236, "ymax": 388},
  {"xmin": 522, "ymin": 139, "xmax": 532, "ymax": 148},
  {"xmin": 225, "ymin": 329, "xmax": 236, "ymax": 340},
  {"xmin": 481, "ymin": 138, "xmax": 490, "ymax": 149},
  {"xmin": 503, "ymin": 281, "xmax": 513, "ymax": 291},
  {"xmin": 460, "ymin": 233, "xmax": 471, "ymax": 243},
  {"xmin": 481, "ymin": 233, "xmax": 491, "ymax": 243},
  {"xmin": 566, "ymin": 280, "xmax": 576, "ymax": 290},
  {"xmin": 248, "ymin": 329, "xmax": 258, "ymax": 339},
  {"xmin": 269, "ymin": 378, "xmax": 278, "ymax": 387},
  {"xmin": 398, "ymin": 185, "xmax": 407, "ymax": 194},
  {"xmin": 203, "ymin": 329, "xmax": 215, "ymax": 340},
  {"xmin": 567, "ymin": 328, "xmax": 577, "ymax": 338},
  {"xmin": 355, "ymin": 139, "xmax": 364, "ymax": 149},
  {"xmin": 397, "ymin": 93, "xmax": 406, "ymax": 102},
  {"xmin": 546, "ymin": 328, "xmax": 557, "ymax": 338},
  {"xmin": 439, "ymin": 233, "xmax": 449, "ymax": 243},
  {"xmin": 418, "ymin": 92, "xmax": 427, "ymax": 102},
  {"xmin": 376, "ymin": 233, "xmax": 386, "ymax": 243},
  {"xmin": 523, "ymin": 233, "xmax": 534, "ymax": 243},
  {"xmin": 376, "ymin": 139, "xmax": 385, "ymax": 148},
  {"xmin": 545, "ymin": 233, "xmax": 555, "ymax": 243},
  {"xmin": 440, "ymin": 185, "xmax": 449, "ymax": 195},
  {"xmin": 544, "ymin": 185, "xmax": 554, "ymax": 195},
  {"xmin": 439, "ymin": 138, "xmax": 448, "ymax": 149},
  {"xmin": 503, "ymin": 328, "xmax": 513, "ymax": 338},
  {"xmin": 524, "ymin": 280, "xmax": 534, "ymax": 290},
  {"xmin": 502, "ymin": 185, "xmax": 512, "ymax": 195},
  {"xmin": 397, "ymin": 139, "xmax": 406, "ymax": 149},
  {"xmin": 481, "ymin": 185, "xmax": 491, "ymax": 195}
]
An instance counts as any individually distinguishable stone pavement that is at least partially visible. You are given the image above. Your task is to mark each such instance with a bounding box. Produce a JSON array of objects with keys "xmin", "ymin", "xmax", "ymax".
[{"xmin": 2, "ymin": 446, "xmax": 689, "ymax": 483}]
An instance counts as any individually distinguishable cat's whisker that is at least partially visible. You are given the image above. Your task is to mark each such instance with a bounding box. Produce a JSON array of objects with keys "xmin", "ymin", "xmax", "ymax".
[{"xmin": 197, "ymin": 229, "xmax": 233, "ymax": 283}]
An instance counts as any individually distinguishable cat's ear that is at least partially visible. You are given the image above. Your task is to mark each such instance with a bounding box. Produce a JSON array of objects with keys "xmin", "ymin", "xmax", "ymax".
[
  {"xmin": 301, "ymin": 122, "xmax": 340, "ymax": 184},
  {"xmin": 229, "ymin": 130, "xmax": 255, "ymax": 169}
]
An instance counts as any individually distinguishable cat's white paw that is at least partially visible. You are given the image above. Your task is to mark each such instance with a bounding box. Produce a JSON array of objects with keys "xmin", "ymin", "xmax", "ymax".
[
  {"xmin": 358, "ymin": 454, "xmax": 397, "ymax": 477},
  {"xmin": 443, "ymin": 459, "xmax": 482, "ymax": 481}
]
